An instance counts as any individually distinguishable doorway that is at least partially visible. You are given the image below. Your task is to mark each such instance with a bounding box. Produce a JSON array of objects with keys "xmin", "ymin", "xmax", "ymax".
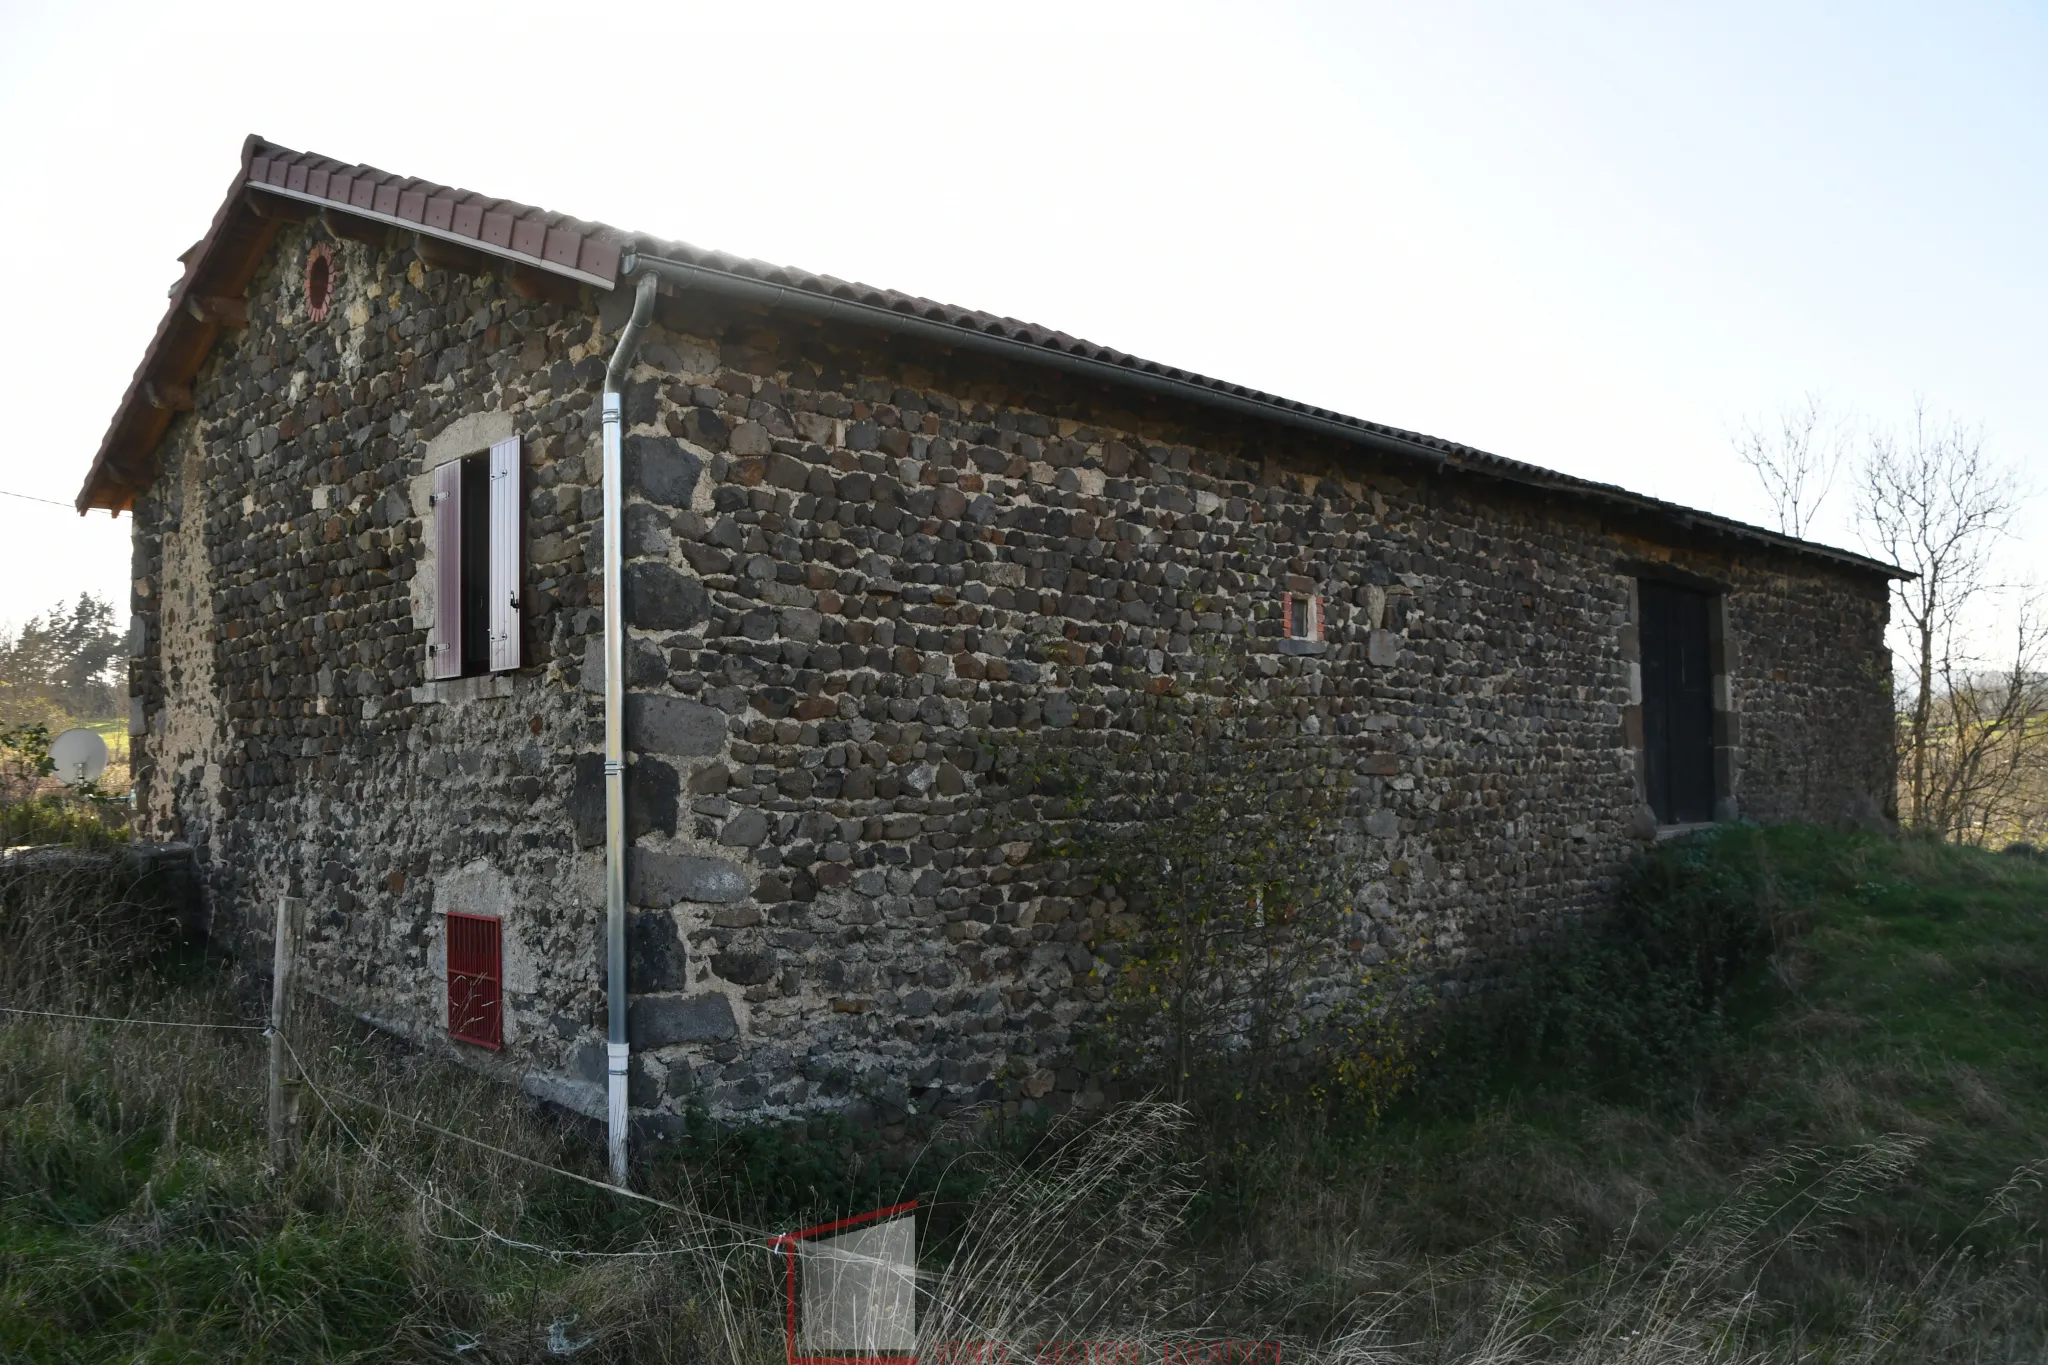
[{"xmin": 1639, "ymin": 579, "xmax": 1716, "ymax": 825}]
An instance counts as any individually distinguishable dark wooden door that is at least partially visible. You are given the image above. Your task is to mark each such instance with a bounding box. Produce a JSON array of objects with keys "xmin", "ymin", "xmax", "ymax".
[{"xmin": 1640, "ymin": 580, "xmax": 1715, "ymax": 824}]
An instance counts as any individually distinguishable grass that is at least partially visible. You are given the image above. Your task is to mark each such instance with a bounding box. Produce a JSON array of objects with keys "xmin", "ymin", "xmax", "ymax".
[
  {"xmin": 0, "ymin": 962, "xmax": 773, "ymax": 1362},
  {"xmin": 1183, "ymin": 827, "xmax": 2048, "ymax": 1357},
  {"xmin": 2, "ymin": 826, "xmax": 2046, "ymax": 1360},
  {"xmin": 3, "ymin": 716, "xmax": 131, "ymax": 847}
]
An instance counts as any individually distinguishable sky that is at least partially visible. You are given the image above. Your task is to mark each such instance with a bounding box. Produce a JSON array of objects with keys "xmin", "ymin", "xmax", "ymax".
[{"xmin": 0, "ymin": 0, "xmax": 2040, "ymax": 651}]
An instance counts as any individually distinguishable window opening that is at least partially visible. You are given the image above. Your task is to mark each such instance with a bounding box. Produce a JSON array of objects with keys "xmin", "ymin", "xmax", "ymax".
[
  {"xmin": 1283, "ymin": 593, "xmax": 1322, "ymax": 641},
  {"xmin": 429, "ymin": 435, "xmax": 521, "ymax": 679},
  {"xmin": 304, "ymin": 242, "xmax": 335, "ymax": 321},
  {"xmin": 1639, "ymin": 579, "xmax": 1715, "ymax": 824},
  {"xmin": 459, "ymin": 454, "xmax": 492, "ymax": 675},
  {"xmin": 446, "ymin": 912, "xmax": 502, "ymax": 1049}
]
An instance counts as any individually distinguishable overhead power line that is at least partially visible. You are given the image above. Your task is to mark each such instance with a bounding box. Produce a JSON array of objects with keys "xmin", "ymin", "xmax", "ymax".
[{"xmin": 0, "ymin": 488, "xmax": 76, "ymax": 509}]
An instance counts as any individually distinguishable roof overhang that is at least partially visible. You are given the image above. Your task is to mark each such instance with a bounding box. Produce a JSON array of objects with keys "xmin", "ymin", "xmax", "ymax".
[
  {"xmin": 75, "ymin": 136, "xmax": 623, "ymax": 515},
  {"xmin": 75, "ymin": 136, "xmax": 1911, "ymax": 585}
]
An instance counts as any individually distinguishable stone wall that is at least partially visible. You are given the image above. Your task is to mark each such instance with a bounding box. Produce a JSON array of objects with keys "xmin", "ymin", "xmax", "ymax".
[{"xmin": 127, "ymin": 220, "xmax": 1894, "ymax": 1134}]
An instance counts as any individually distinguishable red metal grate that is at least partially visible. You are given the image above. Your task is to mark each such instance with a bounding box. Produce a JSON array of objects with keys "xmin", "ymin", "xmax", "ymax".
[{"xmin": 446, "ymin": 912, "xmax": 502, "ymax": 1049}]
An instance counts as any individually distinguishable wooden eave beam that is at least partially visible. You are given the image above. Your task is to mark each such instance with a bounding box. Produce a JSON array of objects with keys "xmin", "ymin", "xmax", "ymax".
[
  {"xmin": 244, "ymin": 188, "xmax": 315, "ymax": 222},
  {"xmin": 142, "ymin": 380, "xmax": 194, "ymax": 412},
  {"xmin": 186, "ymin": 294, "xmax": 248, "ymax": 327},
  {"xmin": 504, "ymin": 258, "xmax": 584, "ymax": 306},
  {"xmin": 412, "ymin": 231, "xmax": 488, "ymax": 276},
  {"xmin": 323, "ymin": 206, "xmax": 394, "ymax": 247}
]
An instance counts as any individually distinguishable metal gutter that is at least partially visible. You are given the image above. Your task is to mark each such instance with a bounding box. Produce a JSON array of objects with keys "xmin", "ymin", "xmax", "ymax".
[
  {"xmin": 599, "ymin": 270, "xmax": 659, "ymax": 1186},
  {"xmin": 621, "ymin": 249, "xmax": 1905, "ymax": 581},
  {"xmin": 622, "ymin": 251, "xmax": 1454, "ymax": 471},
  {"xmin": 247, "ymin": 182, "xmax": 617, "ymax": 291}
]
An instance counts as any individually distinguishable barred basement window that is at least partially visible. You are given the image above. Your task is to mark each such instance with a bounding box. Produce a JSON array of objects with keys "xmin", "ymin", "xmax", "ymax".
[
  {"xmin": 446, "ymin": 912, "xmax": 503, "ymax": 1050},
  {"xmin": 1283, "ymin": 593, "xmax": 1323, "ymax": 642},
  {"xmin": 428, "ymin": 435, "xmax": 522, "ymax": 678}
]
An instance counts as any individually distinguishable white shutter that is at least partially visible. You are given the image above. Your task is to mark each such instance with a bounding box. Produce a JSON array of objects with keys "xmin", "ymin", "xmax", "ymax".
[
  {"xmin": 430, "ymin": 459, "xmax": 463, "ymax": 679},
  {"xmin": 488, "ymin": 436, "xmax": 522, "ymax": 673}
]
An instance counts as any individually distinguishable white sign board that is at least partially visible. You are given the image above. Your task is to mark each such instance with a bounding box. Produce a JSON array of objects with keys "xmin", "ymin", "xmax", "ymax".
[{"xmin": 797, "ymin": 1213, "xmax": 918, "ymax": 1356}]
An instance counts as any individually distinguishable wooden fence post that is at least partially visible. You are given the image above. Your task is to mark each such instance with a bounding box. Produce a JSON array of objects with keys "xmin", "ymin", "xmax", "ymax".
[{"xmin": 267, "ymin": 894, "xmax": 304, "ymax": 1171}]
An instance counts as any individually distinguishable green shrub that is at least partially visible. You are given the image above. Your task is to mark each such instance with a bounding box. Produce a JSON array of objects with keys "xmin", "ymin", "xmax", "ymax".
[
  {"xmin": 1, "ymin": 722, "xmax": 127, "ymax": 849},
  {"xmin": 1, "ymin": 793, "xmax": 125, "ymax": 849}
]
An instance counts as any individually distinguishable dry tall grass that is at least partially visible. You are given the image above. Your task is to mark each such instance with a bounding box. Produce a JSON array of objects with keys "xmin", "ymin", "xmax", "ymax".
[
  {"xmin": 8, "ymin": 996, "xmax": 2040, "ymax": 1362},
  {"xmin": 5, "ymin": 828, "xmax": 2047, "ymax": 1361}
]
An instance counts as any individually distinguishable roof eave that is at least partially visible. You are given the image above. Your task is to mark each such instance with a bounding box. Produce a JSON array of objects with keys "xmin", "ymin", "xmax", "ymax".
[
  {"xmin": 76, "ymin": 135, "xmax": 271, "ymax": 515},
  {"xmin": 74, "ymin": 142, "xmax": 625, "ymax": 513},
  {"xmin": 75, "ymin": 137, "xmax": 1914, "ymax": 587},
  {"xmin": 624, "ymin": 248, "xmax": 1909, "ymax": 582}
]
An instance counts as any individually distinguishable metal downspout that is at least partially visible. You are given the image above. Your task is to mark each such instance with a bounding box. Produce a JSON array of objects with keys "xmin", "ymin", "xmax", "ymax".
[{"xmin": 601, "ymin": 269, "xmax": 659, "ymax": 1186}]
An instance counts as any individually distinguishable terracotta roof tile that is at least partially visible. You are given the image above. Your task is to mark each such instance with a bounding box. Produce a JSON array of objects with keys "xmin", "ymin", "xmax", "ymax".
[
  {"xmin": 510, "ymin": 213, "xmax": 548, "ymax": 258},
  {"xmin": 479, "ymin": 204, "xmax": 516, "ymax": 251}
]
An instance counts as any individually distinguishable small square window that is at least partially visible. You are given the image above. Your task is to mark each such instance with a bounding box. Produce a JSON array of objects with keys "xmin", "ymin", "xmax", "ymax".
[{"xmin": 1284, "ymin": 593, "xmax": 1322, "ymax": 641}]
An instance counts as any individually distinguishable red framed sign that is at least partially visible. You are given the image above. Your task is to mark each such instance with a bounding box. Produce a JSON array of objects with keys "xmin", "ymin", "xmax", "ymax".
[{"xmin": 771, "ymin": 1200, "xmax": 920, "ymax": 1365}]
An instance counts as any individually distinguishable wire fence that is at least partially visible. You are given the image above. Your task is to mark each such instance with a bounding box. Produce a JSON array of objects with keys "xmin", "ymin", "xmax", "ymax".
[
  {"xmin": 0, "ymin": 1003, "xmax": 262, "ymax": 1030},
  {"xmin": 0, "ymin": 982, "xmax": 1228, "ymax": 1358},
  {"xmin": 0, "ymin": 992, "xmax": 772, "ymax": 1260}
]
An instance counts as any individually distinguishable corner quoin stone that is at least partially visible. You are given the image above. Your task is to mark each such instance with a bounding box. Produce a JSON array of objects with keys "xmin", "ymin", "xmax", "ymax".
[
  {"xmin": 629, "ymin": 992, "xmax": 739, "ymax": 1046},
  {"xmin": 623, "ymin": 434, "xmax": 701, "ymax": 508},
  {"xmin": 626, "ymin": 693, "xmax": 726, "ymax": 757},
  {"xmin": 628, "ymin": 849, "xmax": 751, "ymax": 906},
  {"xmin": 624, "ymin": 562, "xmax": 707, "ymax": 630}
]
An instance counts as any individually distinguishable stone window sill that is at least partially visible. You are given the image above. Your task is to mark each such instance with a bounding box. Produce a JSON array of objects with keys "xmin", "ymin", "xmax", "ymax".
[{"xmin": 412, "ymin": 673, "xmax": 518, "ymax": 706}]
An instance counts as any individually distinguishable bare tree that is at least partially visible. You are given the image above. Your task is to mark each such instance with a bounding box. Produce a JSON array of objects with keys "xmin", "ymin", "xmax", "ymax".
[
  {"xmin": 1854, "ymin": 403, "xmax": 2022, "ymax": 830},
  {"xmin": 1733, "ymin": 393, "xmax": 1845, "ymax": 539},
  {"xmin": 1918, "ymin": 594, "xmax": 2048, "ymax": 844}
]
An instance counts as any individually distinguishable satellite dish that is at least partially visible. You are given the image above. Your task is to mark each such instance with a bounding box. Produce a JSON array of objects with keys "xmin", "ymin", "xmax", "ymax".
[{"xmin": 49, "ymin": 729, "xmax": 109, "ymax": 786}]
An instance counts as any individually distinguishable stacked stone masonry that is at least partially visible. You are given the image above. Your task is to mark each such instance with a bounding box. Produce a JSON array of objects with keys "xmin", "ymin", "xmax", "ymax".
[{"xmin": 127, "ymin": 222, "xmax": 1895, "ymax": 1133}]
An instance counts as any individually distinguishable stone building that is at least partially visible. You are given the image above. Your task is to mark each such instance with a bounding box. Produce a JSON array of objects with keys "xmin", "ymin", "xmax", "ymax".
[{"xmin": 78, "ymin": 137, "xmax": 1900, "ymax": 1142}]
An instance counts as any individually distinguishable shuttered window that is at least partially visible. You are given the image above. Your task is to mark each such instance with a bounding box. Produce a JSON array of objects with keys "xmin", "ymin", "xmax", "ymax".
[
  {"xmin": 488, "ymin": 437, "xmax": 522, "ymax": 672},
  {"xmin": 428, "ymin": 435, "xmax": 521, "ymax": 678},
  {"xmin": 429, "ymin": 460, "xmax": 463, "ymax": 679},
  {"xmin": 446, "ymin": 912, "xmax": 503, "ymax": 1049}
]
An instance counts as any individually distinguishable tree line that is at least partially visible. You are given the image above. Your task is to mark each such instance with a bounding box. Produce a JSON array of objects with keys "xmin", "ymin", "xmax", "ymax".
[{"xmin": 0, "ymin": 594, "xmax": 124, "ymax": 729}]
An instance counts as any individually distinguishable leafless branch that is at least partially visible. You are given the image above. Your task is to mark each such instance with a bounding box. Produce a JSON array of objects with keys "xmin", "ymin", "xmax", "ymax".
[
  {"xmin": 1852, "ymin": 400, "xmax": 2024, "ymax": 830},
  {"xmin": 1921, "ymin": 591, "xmax": 2048, "ymax": 845},
  {"xmin": 1733, "ymin": 393, "xmax": 1846, "ymax": 539}
]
